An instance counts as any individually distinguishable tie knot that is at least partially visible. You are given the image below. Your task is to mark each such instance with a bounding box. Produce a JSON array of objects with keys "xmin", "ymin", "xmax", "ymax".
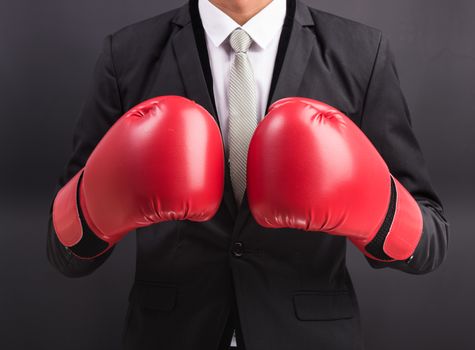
[{"xmin": 230, "ymin": 29, "xmax": 252, "ymax": 53}]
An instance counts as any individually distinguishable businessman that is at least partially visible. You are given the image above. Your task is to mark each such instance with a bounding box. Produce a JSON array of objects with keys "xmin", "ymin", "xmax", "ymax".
[{"xmin": 47, "ymin": 0, "xmax": 449, "ymax": 349}]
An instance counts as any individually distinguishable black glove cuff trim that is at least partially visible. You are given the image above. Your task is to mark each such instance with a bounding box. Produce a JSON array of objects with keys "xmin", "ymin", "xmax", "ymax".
[
  {"xmin": 69, "ymin": 172, "xmax": 109, "ymax": 258},
  {"xmin": 364, "ymin": 176, "xmax": 397, "ymax": 261}
]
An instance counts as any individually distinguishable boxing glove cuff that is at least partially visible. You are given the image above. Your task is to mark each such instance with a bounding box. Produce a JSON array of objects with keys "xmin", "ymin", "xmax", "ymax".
[
  {"xmin": 52, "ymin": 170, "xmax": 110, "ymax": 259},
  {"xmin": 52, "ymin": 170, "xmax": 84, "ymax": 247},
  {"xmin": 364, "ymin": 176, "xmax": 423, "ymax": 261}
]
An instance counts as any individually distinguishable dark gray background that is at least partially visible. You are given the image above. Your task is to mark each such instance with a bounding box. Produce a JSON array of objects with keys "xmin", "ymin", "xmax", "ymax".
[{"xmin": 1, "ymin": 0, "xmax": 473, "ymax": 349}]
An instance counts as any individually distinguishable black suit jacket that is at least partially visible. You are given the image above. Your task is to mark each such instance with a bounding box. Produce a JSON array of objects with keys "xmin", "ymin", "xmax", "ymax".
[{"xmin": 47, "ymin": 1, "xmax": 449, "ymax": 349}]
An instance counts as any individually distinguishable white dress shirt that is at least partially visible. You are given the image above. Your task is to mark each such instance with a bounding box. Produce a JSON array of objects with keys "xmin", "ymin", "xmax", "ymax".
[{"xmin": 198, "ymin": 0, "xmax": 287, "ymax": 151}]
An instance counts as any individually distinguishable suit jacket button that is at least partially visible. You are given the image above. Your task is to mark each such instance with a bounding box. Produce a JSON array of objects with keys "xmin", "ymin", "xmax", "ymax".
[{"xmin": 232, "ymin": 242, "xmax": 244, "ymax": 257}]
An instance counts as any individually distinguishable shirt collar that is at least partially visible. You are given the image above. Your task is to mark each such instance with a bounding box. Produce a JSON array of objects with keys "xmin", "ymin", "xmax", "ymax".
[{"xmin": 198, "ymin": 0, "xmax": 287, "ymax": 50}]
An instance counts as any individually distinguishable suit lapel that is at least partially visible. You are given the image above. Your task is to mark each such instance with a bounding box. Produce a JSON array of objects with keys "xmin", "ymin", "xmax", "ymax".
[
  {"xmin": 268, "ymin": 1, "xmax": 315, "ymax": 106},
  {"xmin": 171, "ymin": 4, "xmax": 239, "ymax": 220},
  {"xmin": 171, "ymin": 10, "xmax": 216, "ymax": 122}
]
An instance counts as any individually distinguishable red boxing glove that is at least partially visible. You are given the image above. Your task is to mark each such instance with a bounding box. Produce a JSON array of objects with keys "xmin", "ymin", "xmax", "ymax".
[
  {"xmin": 247, "ymin": 97, "xmax": 422, "ymax": 261},
  {"xmin": 53, "ymin": 96, "xmax": 224, "ymax": 258}
]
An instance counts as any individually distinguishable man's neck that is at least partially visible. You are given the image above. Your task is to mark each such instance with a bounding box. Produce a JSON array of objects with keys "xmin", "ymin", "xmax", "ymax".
[{"xmin": 209, "ymin": 0, "xmax": 274, "ymax": 25}]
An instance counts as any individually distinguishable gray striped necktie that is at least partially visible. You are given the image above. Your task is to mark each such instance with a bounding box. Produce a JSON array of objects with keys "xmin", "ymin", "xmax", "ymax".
[{"xmin": 228, "ymin": 28, "xmax": 258, "ymax": 206}]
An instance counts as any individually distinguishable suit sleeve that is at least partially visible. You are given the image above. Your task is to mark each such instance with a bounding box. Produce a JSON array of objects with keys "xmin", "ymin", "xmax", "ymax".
[
  {"xmin": 359, "ymin": 34, "xmax": 449, "ymax": 274},
  {"xmin": 46, "ymin": 35, "xmax": 124, "ymax": 277}
]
